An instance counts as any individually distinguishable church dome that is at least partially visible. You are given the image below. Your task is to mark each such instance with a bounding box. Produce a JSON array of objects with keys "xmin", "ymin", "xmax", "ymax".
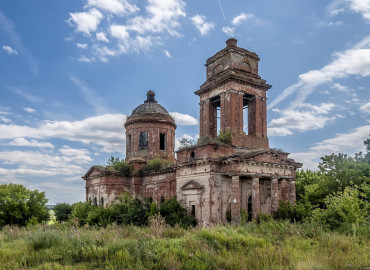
[{"xmin": 124, "ymin": 91, "xmax": 176, "ymax": 128}]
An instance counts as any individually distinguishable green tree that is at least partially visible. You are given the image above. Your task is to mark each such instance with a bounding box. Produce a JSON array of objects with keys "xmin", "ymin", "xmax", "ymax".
[
  {"xmin": 159, "ymin": 198, "xmax": 196, "ymax": 228},
  {"xmin": 0, "ymin": 184, "xmax": 49, "ymax": 227},
  {"xmin": 70, "ymin": 201, "xmax": 94, "ymax": 226},
  {"xmin": 53, "ymin": 203, "xmax": 72, "ymax": 222},
  {"xmin": 106, "ymin": 156, "xmax": 133, "ymax": 175}
]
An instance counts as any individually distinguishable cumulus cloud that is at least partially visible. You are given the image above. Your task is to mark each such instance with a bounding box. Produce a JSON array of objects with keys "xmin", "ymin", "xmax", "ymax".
[
  {"xmin": 345, "ymin": 0, "xmax": 370, "ymax": 20},
  {"xmin": 269, "ymin": 103, "xmax": 336, "ymax": 136},
  {"xmin": 170, "ymin": 112, "xmax": 198, "ymax": 125},
  {"xmin": 67, "ymin": 8, "xmax": 104, "ymax": 35},
  {"xmin": 76, "ymin": 43, "xmax": 88, "ymax": 49},
  {"xmin": 85, "ymin": 0, "xmax": 139, "ymax": 15},
  {"xmin": 9, "ymin": 138, "xmax": 54, "ymax": 148},
  {"xmin": 164, "ymin": 49, "xmax": 171, "ymax": 58},
  {"xmin": 96, "ymin": 32, "xmax": 109, "ymax": 42},
  {"xmin": 191, "ymin": 15, "xmax": 215, "ymax": 35},
  {"xmin": 360, "ymin": 102, "xmax": 370, "ymax": 114},
  {"xmin": 291, "ymin": 125, "xmax": 370, "ymax": 169},
  {"xmin": 2, "ymin": 45, "xmax": 18, "ymax": 55},
  {"xmin": 268, "ymin": 35, "xmax": 370, "ymax": 110},
  {"xmin": 68, "ymin": 0, "xmax": 186, "ymax": 60},
  {"xmin": 23, "ymin": 107, "xmax": 36, "ymax": 113},
  {"xmin": 222, "ymin": 26, "xmax": 235, "ymax": 36},
  {"xmin": 231, "ymin": 12, "xmax": 255, "ymax": 26}
]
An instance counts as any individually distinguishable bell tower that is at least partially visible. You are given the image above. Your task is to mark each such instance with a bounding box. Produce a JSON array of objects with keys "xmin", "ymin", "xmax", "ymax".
[{"xmin": 195, "ymin": 38, "xmax": 271, "ymax": 149}]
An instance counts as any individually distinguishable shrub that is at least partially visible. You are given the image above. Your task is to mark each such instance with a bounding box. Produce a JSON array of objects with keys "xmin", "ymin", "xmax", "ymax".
[
  {"xmin": 218, "ymin": 130, "xmax": 232, "ymax": 144},
  {"xmin": 159, "ymin": 198, "xmax": 196, "ymax": 228},
  {"xmin": 70, "ymin": 201, "xmax": 94, "ymax": 226},
  {"xmin": 139, "ymin": 158, "xmax": 173, "ymax": 174},
  {"xmin": 273, "ymin": 201, "xmax": 309, "ymax": 222},
  {"xmin": 110, "ymin": 194, "xmax": 149, "ymax": 226},
  {"xmin": 86, "ymin": 206, "xmax": 112, "ymax": 227},
  {"xmin": 106, "ymin": 156, "xmax": 133, "ymax": 175},
  {"xmin": 53, "ymin": 203, "xmax": 72, "ymax": 222},
  {"xmin": 0, "ymin": 184, "xmax": 49, "ymax": 227},
  {"xmin": 311, "ymin": 186, "xmax": 368, "ymax": 233}
]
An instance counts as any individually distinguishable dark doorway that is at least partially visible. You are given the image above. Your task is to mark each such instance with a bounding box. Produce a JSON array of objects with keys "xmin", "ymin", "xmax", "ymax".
[
  {"xmin": 247, "ymin": 195, "xmax": 252, "ymax": 222},
  {"xmin": 160, "ymin": 133, "xmax": 166, "ymax": 150},
  {"xmin": 191, "ymin": 205, "xmax": 196, "ymax": 217}
]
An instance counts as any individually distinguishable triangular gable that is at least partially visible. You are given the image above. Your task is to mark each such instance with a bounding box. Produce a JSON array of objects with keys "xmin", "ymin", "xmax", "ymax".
[
  {"xmin": 180, "ymin": 180, "xmax": 204, "ymax": 190},
  {"xmin": 82, "ymin": 165, "xmax": 107, "ymax": 179}
]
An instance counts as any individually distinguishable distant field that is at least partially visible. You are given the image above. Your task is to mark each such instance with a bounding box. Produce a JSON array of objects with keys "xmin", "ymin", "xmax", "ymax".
[{"xmin": 0, "ymin": 221, "xmax": 369, "ymax": 270}]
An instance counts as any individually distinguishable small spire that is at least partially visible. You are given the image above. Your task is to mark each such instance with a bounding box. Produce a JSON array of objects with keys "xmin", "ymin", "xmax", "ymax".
[
  {"xmin": 226, "ymin": 38, "xmax": 237, "ymax": 48},
  {"xmin": 145, "ymin": 90, "xmax": 156, "ymax": 103}
]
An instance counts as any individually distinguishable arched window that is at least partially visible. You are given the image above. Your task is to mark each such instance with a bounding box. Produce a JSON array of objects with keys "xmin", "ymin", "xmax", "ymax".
[
  {"xmin": 190, "ymin": 151, "xmax": 195, "ymax": 159},
  {"xmin": 101, "ymin": 197, "xmax": 104, "ymax": 206},
  {"xmin": 160, "ymin": 197, "xmax": 165, "ymax": 203}
]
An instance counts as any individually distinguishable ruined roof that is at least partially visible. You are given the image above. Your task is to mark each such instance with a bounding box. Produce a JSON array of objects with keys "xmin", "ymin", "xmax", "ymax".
[{"xmin": 125, "ymin": 91, "xmax": 176, "ymax": 128}]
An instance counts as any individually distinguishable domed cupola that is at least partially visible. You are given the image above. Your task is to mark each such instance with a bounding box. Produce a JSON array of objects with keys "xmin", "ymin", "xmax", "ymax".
[{"xmin": 124, "ymin": 91, "xmax": 176, "ymax": 163}]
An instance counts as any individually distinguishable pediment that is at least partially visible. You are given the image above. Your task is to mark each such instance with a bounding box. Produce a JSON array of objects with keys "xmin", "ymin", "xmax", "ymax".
[
  {"xmin": 82, "ymin": 165, "xmax": 107, "ymax": 179},
  {"xmin": 180, "ymin": 180, "xmax": 204, "ymax": 190}
]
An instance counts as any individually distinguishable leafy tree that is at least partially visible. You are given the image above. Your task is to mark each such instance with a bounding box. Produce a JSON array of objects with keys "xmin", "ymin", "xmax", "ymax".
[
  {"xmin": 218, "ymin": 130, "xmax": 232, "ymax": 144},
  {"xmin": 159, "ymin": 198, "xmax": 196, "ymax": 228},
  {"xmin": 0, "ymin": 184, "xmax": 49, "ymax": 227},
  {"xmin": 86, "ymin": 206, "xmax": 112, "ymax": 227},
  {"xmin": 311, "ymin": 186, "xmax": 368, "ymax": 232},
  {"xmin": 70, "ymin": 201, "xmax": 94, "ymax": 226},
  {"xmin": 53, "ymin": 203, "xmax": 72, "ymax": 222}
]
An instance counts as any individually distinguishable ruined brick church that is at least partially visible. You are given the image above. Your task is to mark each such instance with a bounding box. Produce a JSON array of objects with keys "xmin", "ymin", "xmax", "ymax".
[{"xmin": 83, "ymin": 38, "xmax": 302, "ymax": 226}]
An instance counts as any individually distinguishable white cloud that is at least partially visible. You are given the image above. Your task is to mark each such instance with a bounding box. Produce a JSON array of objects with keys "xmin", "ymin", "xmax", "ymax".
[
  {"xmin": 222, "ymin": 26, "xmax": 235, "ymax": 36},
  {"xmin": 23, "ymin": 107, "xmax": 36, "ymax": 113},
  {"xmin": 331, "ymin": 83, "xmax": 350, "ymax": 92},
  {"xmin": 76, "ymin": 43, "xmax": 88, "ymax": 49},
  {"xmin": 291, "ymin": 125, "xmax": 370, "ymax": 170},
  {"xmin": 2, "ymin": 45, "xmax": 18, "ymax": 55},
  {"xmin": 9, "ymin": 138, "xmax": 54, "ymax": 148},
  {"xmin": 78, "ymin": 56, "xmax": 95, "ymax": 62},
  {"xmin": 191, "ymin": 15, "xmax": 215, "ymax": 35},
  {"xmin": 164, "ymin": 49, "xmax": 171, "ymax": 58},
  {"xmin": 96, "ymin": 32, "xmax": 109, "ymax": 42},
  {"xmin": 67, "ymin": 8, "xmax": 103, "ymax": 35},
  {"xmin": 110, "ymin": 24, "xmax": 130, "ymax": 40},
  {"xmin": 0, "ymin": 113, "xmax": 126, "ymax": 153},
  {"xmin": 346, "ymin": 0, "xmax": 370, "ymax": 20},
  {"xmin": 68, "ymin": 0, "xmax": 186, "ymax": 60},
  {"xmin": 269, "ymin": 103, "xmax": 336, "ymax": 136},
  {"xmin": 360, "ymin": 102, "xmax": 370, "ymax": 114},
  {"xmin": 231, "ymin": 12, "xmax": 255, "ymax": 26},
  {"xmin": 170, "ymin": 112, "xmax": 198, "ymax": 125},
  {"xmin": 0, "ymin": 116, "xmax": 11, "ymax": 123},
  {"xmin": 268, "ymin": 35, "xmax": 370, "ymax": 110},
  {"xmin": 86, "ymin": 0, "xmax": 139, "ymax": 15}
]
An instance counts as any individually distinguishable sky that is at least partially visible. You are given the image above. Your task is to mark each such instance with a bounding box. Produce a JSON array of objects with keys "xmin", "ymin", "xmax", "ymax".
[{"xmin": 0, "ymin": 0, "xmax": 369, "ymax": 204}]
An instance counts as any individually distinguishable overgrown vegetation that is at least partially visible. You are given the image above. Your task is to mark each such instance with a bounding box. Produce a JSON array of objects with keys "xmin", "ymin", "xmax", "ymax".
[
  {"xmin": 106, "ymin": 156, "xmax": 133, "ymax": 175},
  {"xmin": 139, "ymin": 158, "xmax": 174, "ymax": 174},
  {"xmin": 53, "ymin": 203, "xmax": 72, "ymax": 222},
  {"xmin": 0, "ymin": 220, "xmax": 369, "ymax": 269},
  {"xmin": 274, "ymin": 136, "xmax": 370, "ymax": 235}
]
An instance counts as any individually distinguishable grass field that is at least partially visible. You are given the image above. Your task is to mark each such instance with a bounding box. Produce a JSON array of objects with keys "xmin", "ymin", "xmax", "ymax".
[{"xmin": 0, "ymin": 220, "xmax": 369, "ymax": 270}]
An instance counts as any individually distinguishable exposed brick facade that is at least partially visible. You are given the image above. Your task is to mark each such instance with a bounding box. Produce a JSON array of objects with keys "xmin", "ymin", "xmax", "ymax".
[{"xmin": 82, "ymin": 39, "xmax": 302, "ymax": 226}]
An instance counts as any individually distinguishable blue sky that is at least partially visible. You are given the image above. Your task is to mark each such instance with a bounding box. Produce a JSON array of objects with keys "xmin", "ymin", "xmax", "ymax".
[{"xmin": 0, "ymin": 0, "xmax": 369, "ymax": 204}]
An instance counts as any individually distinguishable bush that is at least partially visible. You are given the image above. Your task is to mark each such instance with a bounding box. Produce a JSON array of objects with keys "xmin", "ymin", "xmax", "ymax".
[
  {"xmin": 106, "ymin": 156, "xmax": 133, "ymax": 175},
  {"xmin": 311, "ymin": 186, "xmax": 368, "ymax": 233},
  {"xmin": 159, "ymin": 198, "xmax": 196, "ymax": 228},
  {"xmin": 110, "ymin": 194, "xmax": 149, "ymax": 226},
  {"xmin": 139, "ymin": 158, "xmax": 173, "ymax": 174},
  {"xmin": 86, "ymin": 206, "xmax": 113, "ymax": 227},
  {"xmin": 54, "ymin": 203, "xmax": 72, "ymax": 222},
  {"xmin": 273, "ymin": 201, "xmax": 310, "ymax": 222},
  {"xmin": 0, "ymin": 184, "xmax": 49, "ymax": 227},
  {"xmin": 218, "ymin": 130, "xmax": 232, "ymax": 144},
  {"xmin": 70, "ymin": 201, "xmax": 94, "ymax": 226}
]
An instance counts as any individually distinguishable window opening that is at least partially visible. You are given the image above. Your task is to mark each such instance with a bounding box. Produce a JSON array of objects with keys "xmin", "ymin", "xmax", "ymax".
[
  {"xmin": 190, "ymin": 151, "xmax": 195, "ymax": 159},
  {"xmin": 247, "ymin": 195, "xmax": 252, "ymax": 222},
  {"xmin": 127, "ymin": 135, "xmax": 131, "ymax": 152},
  {"xmin": 139, "ymin": 132, "xmax": 148, "ymax": 150},
  {"xmin": 243, "ymin": 94, "xmax": 254, "ymax": 134},
  {"xmin": 101, "ymin": 197, "xmax": 104, "ymax": 206},
  {"xmin": 160, "ymin": 133, "xmax": 166, "ymax": 150},
  {"xmin": 160, "ymin": 197, "xmax": 165, "ymax": 203},
  {"xmin": 93, "ymin": 198, "xmax": 97, "ymax": 206}
]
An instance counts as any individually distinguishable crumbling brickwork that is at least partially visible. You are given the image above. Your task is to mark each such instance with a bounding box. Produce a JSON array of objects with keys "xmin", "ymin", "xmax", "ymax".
[{"xmin": 82, "ymin": 39, "xmax": 302, "ymax": 226}]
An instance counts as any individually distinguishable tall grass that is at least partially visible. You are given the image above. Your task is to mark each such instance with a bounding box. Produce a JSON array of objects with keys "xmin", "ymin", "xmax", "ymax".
[{"xmin": 0, "ymin": 221, "xmax": 369, "ymax": 269}]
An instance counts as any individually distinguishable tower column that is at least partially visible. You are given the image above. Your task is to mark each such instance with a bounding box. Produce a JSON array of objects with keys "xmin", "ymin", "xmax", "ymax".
[
  {"xmin": 231, "ymin": 175, "xmax": 241, "ymax": 223},
  {"xmin": 252, "ymin": 177, "xmax": 260, "ymax": 220}
]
